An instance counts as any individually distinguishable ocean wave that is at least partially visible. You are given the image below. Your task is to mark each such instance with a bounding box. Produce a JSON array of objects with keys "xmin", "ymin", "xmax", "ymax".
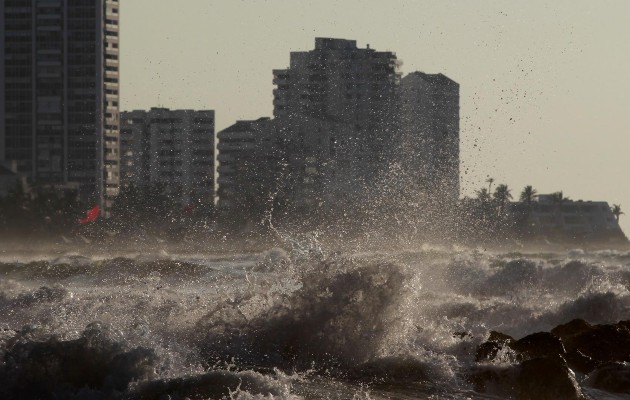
[{"xmin": 1, "ymin": 246, "xmax": 630, "ymax": 398}]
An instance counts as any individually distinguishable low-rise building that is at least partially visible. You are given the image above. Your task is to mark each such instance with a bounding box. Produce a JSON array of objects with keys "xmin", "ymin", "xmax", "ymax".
[
  {"xmin": 217, "ymin": 117, "xmax": 279, "ymax": 222},
  {"xmin": 507, "ymin": 194, "xmax": 626, "ymax": 241},
  {"xmin": 528, "ymin": 195, "xmax": 621, "ymax": 237}
]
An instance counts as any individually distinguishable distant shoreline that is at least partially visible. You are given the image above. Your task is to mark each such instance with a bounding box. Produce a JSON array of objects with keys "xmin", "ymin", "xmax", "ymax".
[{"xmin": 1, "ymin": 233, "xmax": 628, "ymax": 260}]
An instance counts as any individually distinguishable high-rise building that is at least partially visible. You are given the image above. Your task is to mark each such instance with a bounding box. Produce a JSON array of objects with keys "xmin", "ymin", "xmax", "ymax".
[
  {"xmin": 0, "ymin": 0, "xmax": 120, "ymax": 209},
  {"xmin": 399, "ymin": 72, "xmax": 459, "ymax": 203},
  {"xmin": 216, "ymin": 38, "xmax": 461, "ymax": 230},
  {"xmin": 270, "ymin": 38, "xmax": 402, "ymax": 212},
  {"xmin": 120, "ymin": 108, "xmax": 215, "ymax": 207},
  {"xmin": 273, "ymin": 38, "xmax": 400, "ymax": 124}
]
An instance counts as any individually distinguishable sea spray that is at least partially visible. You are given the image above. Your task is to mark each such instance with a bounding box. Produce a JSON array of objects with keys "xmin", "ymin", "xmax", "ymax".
[{"xmin": 1, "ymin": 248, "xmax": 630, "ymax": 398}]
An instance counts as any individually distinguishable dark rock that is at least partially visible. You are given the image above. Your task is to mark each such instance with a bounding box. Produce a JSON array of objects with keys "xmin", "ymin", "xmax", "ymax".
[
  {"xmin": 476, "ymin": 331, "xmax": 565, "ymax": 363},
  {"xmin": 517, "ymin": 355, "xmax": 582, "ymax": 400},
  {"xmin": 475, "ymin": 331, "xmax": 515, "ymax": 362},
  {"xmin": 512, "ymin": 331, "xmax": 565, "ymax": 361},
  {"xmin": 552, "ymin": 319, "xmax": 630, "ymax": 363},
  {"xmin": 474, "ymin": 320, "xmax": 630, "ymax": 398},
  {"xmin": 565, "ymin": 350, "xmax": 598, "ymax": 375},
  {"xmin": 551, "ymin": 319, "xmax": 592, "ymax": 341},
  {"xmin": 470, "ymin": 356, "xmax": 581, "ymax": 399},
  {"xmin": 586, "ymin": 362, "xmax": 630, "ymax": 394},
  {"xmin": 618, "ymin": 320, "xmax": 630, "ymax": 330}
]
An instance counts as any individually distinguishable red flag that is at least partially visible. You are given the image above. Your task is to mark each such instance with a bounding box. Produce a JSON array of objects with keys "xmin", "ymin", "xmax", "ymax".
[{"xmin": 79, "ymin": 205, "xmax": 100, "ymax": 224}]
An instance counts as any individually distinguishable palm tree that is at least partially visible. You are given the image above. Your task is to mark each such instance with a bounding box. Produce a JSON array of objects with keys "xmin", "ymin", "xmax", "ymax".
[
  {"xmin": 474, "ymin": 188, "xmax": 494, "ymax": 227},
  {"xmin": 612, "ymin": 204, "xmax": 624, "ymax": 223},
  {"xmin": 516, "ymin": 186, "xmax": 537, "ymax": 237},
  {"xmin": 486, "ymin": 177, "xmax": 495, "ymax": 193},
  {"xmin": 493, "ymin": 184, "xmax": 513, "ymax": 214},
  {"xmin": 519, "ymin": 185, "xmax": 538, "ymax": 205},
  {"xmin": 476, "ymin": 188, "xmax": 491, "ymax": 203}
]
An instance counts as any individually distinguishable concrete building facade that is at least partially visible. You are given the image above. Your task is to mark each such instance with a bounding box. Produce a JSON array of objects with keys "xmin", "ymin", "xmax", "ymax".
[
  {"xmin": 120, "ymin": 108, "xmax": 215, "ymax": 207},
  {"xmin": 399, "ymin": 72, "xmax": 460, "ymax": 204},
  {"xmin": 217, "ymin": 114, "xmax": 366, "ymax": 227},
  {"xmin": 216, "ymin": 38, "xmax": 461, "ymax": 229},
  {"xmin": 273, "ymin": 38, "xmax": 401, "ymax": 125},
  {"xmin": 270, "ymin": 38, "xmax": 402, "ymax": 211},
  {"xmin": 216, "ymin": 117, "xmax": 280, "ymax": 223},
  {"xmin": 1, "ymin": 0, "xmax": 120, "ymax": 209},
  {"xmin": 528, "ymin": 195, "xmax": 623, "ymax": 238}
]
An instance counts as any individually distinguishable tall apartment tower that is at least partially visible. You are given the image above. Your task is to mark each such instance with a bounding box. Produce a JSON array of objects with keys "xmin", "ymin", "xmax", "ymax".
[
  {"xmin": 271, "ymin": 38, "xmax": 401, "ymax": 212},
  {"xmin": 400, "ymin": 72, "xmax": 459, "ymax": 203},
  {"xmin": 120, "ymin": 108, "xmax": 215, "ymax": 207},
  {"xmin": 273, "ymin": 38, "xmax": 400, "ymax": 130},
  {"xmin": 0, "ymin": 0, "xmax": 120, "ymax": 208}
]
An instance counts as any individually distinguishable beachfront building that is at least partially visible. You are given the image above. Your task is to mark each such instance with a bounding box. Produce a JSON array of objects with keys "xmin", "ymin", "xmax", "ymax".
[
  {"xmin": 216, "ymin": 38, "xmax": 461, "ymax": 230},
  {"xmin": 0, "ymin": 0, "xmax": 121, "ymax": 210},
  {"xmin": 217, "ymin": 114, "xmax": 370, "ymax": 228},
  {"xmin": 525, "ymin": 195, "xmax": 623, "ymax": 239},
  {"xmin": 216, "ymin": 117, "xmax": 280, "ymax": 225},
  {"xmin": 120, "ymin": 108, "xmax": 215, "ymax": 207},
  {"xmin": 271, "ymin": 38, "xmax": 402, "ymax": 211},
  {"xmin": 399, "ymin": 72, "xmax": 460, "ymax": 204}
]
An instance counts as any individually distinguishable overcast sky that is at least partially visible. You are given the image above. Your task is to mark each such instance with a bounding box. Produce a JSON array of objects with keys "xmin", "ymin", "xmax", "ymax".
[{"xmin": 119, "ymin": 0, "xmax": 630, "ymax": 233}]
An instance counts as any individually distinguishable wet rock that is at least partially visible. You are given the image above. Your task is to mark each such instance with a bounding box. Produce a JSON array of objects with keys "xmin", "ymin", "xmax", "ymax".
[
  {"xmin": 517, "ymin": 355, "xmax": 582, "ymax": 400},
  {"xmin": 476, "ymin": 330, "xmax": 566, "ymax": 364},
  {"xmin": 564, "ymin": 349, "xmax": 598, "ymax": 375},
  {"xmin": 477, "ymin": 320, "xmax": 630, "ymax": 375},
  {"xmin": 586, "ymin": 362, "xmax": 630, "ymax": 394},
  {"xmin": 512, "ymin": 331, "xmax": 565, "ymax": 361},
  {"xmin": 469, "ymin": 356, "xmax": 581, "ymax": 400},
  {"xmin": 551, "ymin": 318, "xmax": 592, "ymax": 339},
  {"xmin": 474, "ymin": 319, "xmax": 630, "ymax": 398},
  {"xmin": 475, "ymin": 331, "xmax": 515, "ymax": 362},
  {"xmin": 551, "ymin": 319, "xmax": 630, "ymax": 363}
]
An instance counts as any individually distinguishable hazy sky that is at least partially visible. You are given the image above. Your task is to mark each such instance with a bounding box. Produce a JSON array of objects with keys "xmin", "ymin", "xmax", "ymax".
[{"xmin": 120, "ymin": 0, "xmax": 630, "ymax": 233}]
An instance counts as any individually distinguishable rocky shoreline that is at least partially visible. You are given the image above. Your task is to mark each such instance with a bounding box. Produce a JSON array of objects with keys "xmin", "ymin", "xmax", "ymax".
[{"xmin": 471, "ymin": 319, "xmax": 630, "ymax": 399}]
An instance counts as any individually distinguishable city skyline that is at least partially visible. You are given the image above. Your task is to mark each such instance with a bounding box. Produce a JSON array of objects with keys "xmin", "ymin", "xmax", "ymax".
[
  {"xmin": 119, "ymin": 0, "xmax": 630, "ymax": 233},
  {"xmin": 216, "ymin": 38, "xmax": 461, "ymax": 231}
]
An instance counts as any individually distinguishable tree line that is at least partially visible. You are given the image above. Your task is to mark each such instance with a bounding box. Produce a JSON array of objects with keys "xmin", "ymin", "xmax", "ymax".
[{"xmin": 456, "ymin": 178, "xmax": 625, "ymax": 244}]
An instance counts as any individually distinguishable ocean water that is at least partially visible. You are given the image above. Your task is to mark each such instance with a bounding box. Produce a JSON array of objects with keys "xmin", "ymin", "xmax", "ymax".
[{"xmin": 1, "ymin": 242, "xmax": 630, "ymax": 399}]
